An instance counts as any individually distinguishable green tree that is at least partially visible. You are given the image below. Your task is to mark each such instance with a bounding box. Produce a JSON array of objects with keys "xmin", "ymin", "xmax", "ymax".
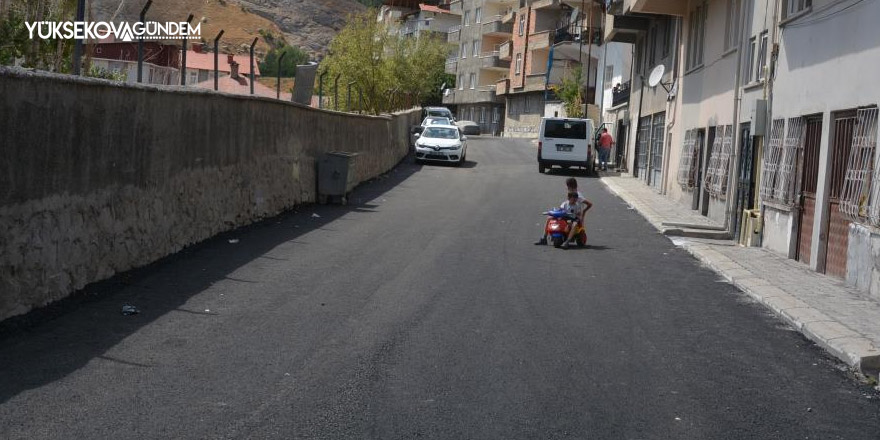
[
  {"xmin": 259, "ymin": 44, "xmax": 309, "ymax": 78},
  {"xmin": 552, "ymin": 66, "xmax": 585, "ymax": 118},
  {"xmin": 0, "ymin": 0, "xmax": 77, "ymax": 72},
  {"xmin": 319, "ymin": 9, "xmax": 451, "ymax": 114}
]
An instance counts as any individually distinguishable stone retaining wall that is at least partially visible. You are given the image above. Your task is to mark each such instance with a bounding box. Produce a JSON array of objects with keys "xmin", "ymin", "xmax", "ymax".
[{"xmin": 0, "ymin": 67, "xmax": 420, "ymax": 322}]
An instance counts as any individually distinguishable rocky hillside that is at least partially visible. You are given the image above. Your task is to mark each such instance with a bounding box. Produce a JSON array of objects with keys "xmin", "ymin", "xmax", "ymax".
[{"xmin": 89, "ymin": 0, "xmax": 368, "ymax": 56}]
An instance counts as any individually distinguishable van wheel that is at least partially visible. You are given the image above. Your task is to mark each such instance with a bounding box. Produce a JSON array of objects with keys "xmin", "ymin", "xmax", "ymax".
[{"xmin": 538, "ymin": 161, "xmax": 547, "ymax": 174}]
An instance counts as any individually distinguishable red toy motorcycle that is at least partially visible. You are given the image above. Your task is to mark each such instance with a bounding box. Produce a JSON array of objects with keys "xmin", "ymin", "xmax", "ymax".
[{"xmin": 543, "ymin": 208, "xmax": 587, "ymax": 248}]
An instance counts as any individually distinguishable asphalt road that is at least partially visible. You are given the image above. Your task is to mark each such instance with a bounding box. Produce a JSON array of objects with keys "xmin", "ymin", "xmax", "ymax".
[{"xmin": 2, "ymin": 137, "xmax": 879, "ymax": 439}]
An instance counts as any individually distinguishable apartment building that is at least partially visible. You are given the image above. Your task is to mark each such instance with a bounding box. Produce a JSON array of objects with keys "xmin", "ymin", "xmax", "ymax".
[
  {"xmin": 443, "ymin": 0, "xmax": 513, "ymax": 135},
  {"xmin": 378, "ymin": 1, "xmax": 461, "ymax": 39},
  {"xmin": 605, "ymin": 0, "xmax": 880, "ymax": 299},
  {"xmin": 496, "ymin": 0, "xmax": 606, "ymax": 137}
]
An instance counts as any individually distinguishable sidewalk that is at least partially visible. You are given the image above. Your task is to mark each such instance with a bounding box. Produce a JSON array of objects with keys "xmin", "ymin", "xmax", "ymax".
[{"xmin": 601, "ymin": 175, "xmax": 880, "ymax": 377}]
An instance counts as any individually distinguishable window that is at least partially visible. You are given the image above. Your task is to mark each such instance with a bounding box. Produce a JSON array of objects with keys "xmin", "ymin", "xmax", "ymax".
[
  {"xmin": 687, "ymin": 3, "xmax": 709, "ymax": 70},
  {"xmin": 705, "ymin": 125, "xmax": 735, "ymax": 196},
  {"xmin": 473, "ymin": 39, "xmax": 480, "ymax": 58},
  {"xmin": 458, "ymin": 74, "xmax": 464, "ymax": 90},
  {"xmin": 759, "ymin": 119, "xmax": 786, "ymax": 201},
  {"xmin": 677, "ymin": 130, "xmax": 698, "ymax": 188},
  {"xmin": 544, "ymin": 120, "xmax": 588, "ymax": 139},
  {"xmin": 744, "ymin": 37, "xmax": 756, "ymax": 83},
  {"xmin": 515, "ymin": 53, "xmax": 522, "ymax": 75},
  {"xmin": 519, "ymin": 14, "xmax": 526, "ymax": 36},
  {"xmin": 464, "ymin": 10, "xmax": 470, "ymax": 26},
  {"xmin": 725, "ymin": 0, "xmax": 741, "ymax": 52},
  {"xmin": 469, "ymin": 72, "xmax": 476, "ymax": 89},
  {"xmin": 784, "ymin": 0, "xmax": 812, "ymax": 19},
  {"xmin": 475, "ymin": 7, "xmax": 482, "ymax": 23},
  {"xmin": 772, "ymin": 117, "xmax": 806, "ymax": 204},
  {"xmin": 842, "ymin": 108, "xmax": 880, "ymax": 223},
  {"xmin": 756, "ymin": 32, "xmax": 768, "ymax": 81},
  {"xmin": 687, "ymin": 3, "xmax": 707, "ymax": 70},
  {"xmin": 461, "ymin": 43, "xmax": 467, "ymax": 59},
  {"xmin": 661, "ymin": 19, "xmax": 672, "ymax": 59}
]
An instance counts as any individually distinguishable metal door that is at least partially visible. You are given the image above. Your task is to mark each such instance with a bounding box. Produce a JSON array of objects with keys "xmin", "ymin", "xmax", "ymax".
[
  {"xmin": 650, "ymin": 113, "xmax": 666, "ymax": 189},
  {"xmin": 824, "ymin": 114, "xmax": 855, "ymax": 277},
  {"xmin": 615, "ymin": 122, "xmax": 627, "ymax": 169},
  {"xmin": 733, "ymin": 124, "xmax": 754, "ymax": 240},
  {"xmin": 796, "ymin": 118, "xmax": 822, "ymax": 265},
  {"xmin": 635, "ymin": 116, "xmax": 651, "ymax": 180}
]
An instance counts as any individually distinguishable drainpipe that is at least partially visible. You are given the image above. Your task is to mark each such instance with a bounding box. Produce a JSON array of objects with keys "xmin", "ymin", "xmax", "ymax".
[
  {"xmin": 660, "ymin": 17, "xmax": 682, "ymax": 196},
  {"xmin": 722, "ymin": 0, "xmax": 752, "ymax": 237},
  {"xmin": 249, "ymin": 37, "xmax": 258, "ymax": 95},
  {"xmin": 761, "ymin": 0, "xmax": 783, "ymax": 249},
  {"xmin": 213, "ymin": 30, "xmax": 224, "ymax": 91},
  {"xmin": 72, "ymin": 0, "xmax": 86, "ymax": 75}
]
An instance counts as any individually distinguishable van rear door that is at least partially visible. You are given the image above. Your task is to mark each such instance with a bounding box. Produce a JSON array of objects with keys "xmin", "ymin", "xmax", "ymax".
[{"xmin": 541, "ymin": 119, "xmax": 590, "ymax": 164}]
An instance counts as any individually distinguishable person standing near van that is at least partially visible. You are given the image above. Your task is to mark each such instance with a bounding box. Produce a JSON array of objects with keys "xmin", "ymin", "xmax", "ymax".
[{"xmin": 598, "ymin": 128, "xmax": 614, "ymax": 171}]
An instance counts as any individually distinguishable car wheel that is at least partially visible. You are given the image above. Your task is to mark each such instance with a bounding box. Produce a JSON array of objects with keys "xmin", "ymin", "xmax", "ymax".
[
  {"xmin": 414, "ymin": 157, "xmax": 423, "ymax": 165},
  {"xmin": 538, "ymin": 161, "xmax": 547, "ymax": 174}
]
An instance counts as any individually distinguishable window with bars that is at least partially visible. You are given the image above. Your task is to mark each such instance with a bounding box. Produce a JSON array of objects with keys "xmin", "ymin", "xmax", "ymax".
[
  {"xmin": 759, "ymin": 119, "xmax": 786, "ymax": 202},
  {"xmin": 677, "ymin": 130, "xmax": 698, "ymax": 188},
  {"xmin": 841, "ymin": 107, "xmax": 880, "ymax": 223},
  {"xmin": 772, "ymin": 117, "xmax": 806, "ymax": 205},
  {"xmin": 636, "ymin": 117, "xmax": 652, "ymax": 172},
  {"xmin": 706, "ymin": 125, "xmax": 734, "ymax": 197}
]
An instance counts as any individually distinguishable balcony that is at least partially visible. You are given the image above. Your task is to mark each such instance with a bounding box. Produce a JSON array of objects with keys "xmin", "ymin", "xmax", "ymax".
[
  {"xmin": 604, "ymin": 14, "xmax": 649, "ymax": 44},
  {"xmin": 532, "ymin": 0, "xmax": 561, "ymax": 10},
  {"xmin": 523, "ymin": 74, "xmax": 547, "ymax": 93},
  {"xmin": 528, "ymin": 31, "xmax": 552, "ymax": 51},
  {"xmin": 447, "ymin": 25, "xmax": 461, "ymax": 42},
  {"xmin": 611, "ymin": 81, "xmax": 631, "ymax": 107},
  {"xmin": 501, "ymin": 8, "xmax": 515, "ymax": 24},
  {"xmin": 481, "ymin": 16, "xmax": 513, "ymax": 37},
  {"xmin": 479, "ymin": 51, "xmax": 511, "ymax": 70},
  {"xmin": 627, "ymin": 0, "xmax": 687, "ymax": 16},
  {"xmin": 442, "ymin": 87, "xmax": 502, "ymax": 105},
  {"xmin": 498, "ymin": 40, "xmax": 512, "ymax": 60},
  {"xmin": 445, "ymin": 58, "xmax": 458, "ymax": 74},
  {"xmin": 496, "ymin": 78, "xmax": 510, "ymax": 96}
]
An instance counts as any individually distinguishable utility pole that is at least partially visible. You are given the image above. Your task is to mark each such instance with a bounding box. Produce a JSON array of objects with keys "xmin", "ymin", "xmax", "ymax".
[
  {"xmin": 213, "ymin": 30, "xmax": 224, "ymax": 91},
  {"xmin": 180, "ymin": 14, "xmax": 194, "ymax": 86},
  {"xmin": 137, "ymin": 0, "xmax": 153, "ymax": 83},
  {"xmin": 72, "ymin": 0, "xmax": 86, "ymax": 76}
]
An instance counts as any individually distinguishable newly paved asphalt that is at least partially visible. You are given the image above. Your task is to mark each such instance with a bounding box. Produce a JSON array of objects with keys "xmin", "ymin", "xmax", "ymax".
[{"xmin": 2, "ymin": 137, "xmax": 879, "ymax": 439}]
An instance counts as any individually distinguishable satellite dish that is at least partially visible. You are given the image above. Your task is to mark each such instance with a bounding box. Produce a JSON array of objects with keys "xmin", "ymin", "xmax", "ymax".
[
  {"xmin": 648, "ymin": 64, "xmax": 673, "ymax": 93},
  {"xmin": 648, "ymin": 64, "xmax": 665, "ymax": 87}
]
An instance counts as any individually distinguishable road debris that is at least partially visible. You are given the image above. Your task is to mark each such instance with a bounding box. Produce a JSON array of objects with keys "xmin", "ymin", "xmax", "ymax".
[
  {"xmin": 121, "ymin": 305, "xmax": 140, "ymax": 315},
  {"xmin": 228, "ymin": 239, "xmax": 239, "ymax": 244}
]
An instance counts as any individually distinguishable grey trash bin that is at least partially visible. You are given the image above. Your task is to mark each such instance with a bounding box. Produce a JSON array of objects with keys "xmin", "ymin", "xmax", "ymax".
[{"xmin": 318, "ymin": 151, "xmax": 359, "ymax": 204}]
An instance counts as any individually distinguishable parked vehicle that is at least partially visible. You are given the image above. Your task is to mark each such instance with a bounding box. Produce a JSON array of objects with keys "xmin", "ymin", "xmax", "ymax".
[
  {"xmin": 423, "ymin": 106, "xmax": 455, "ymax": 122},
  {"xmin": 412, "ymin": 117, "xmax": 452, "ymax": 136},
  {"xmin": 413, "ymin": 125, "xmax": 468, "ymax": 165},
  {"xmin": 456, "ymin": 120, "xmax": 481, "ymax": 136},
  {"xmin": 541, "ymin": 208, "xmax": 587, "ymax": 248},
  {"xmin": 537, "ymin": 117, "xmax": 596, "ymax": 175}
]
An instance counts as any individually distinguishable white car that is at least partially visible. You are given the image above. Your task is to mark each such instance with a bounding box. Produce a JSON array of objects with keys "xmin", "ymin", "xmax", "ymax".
[{"xmin": 413, "ymin": 125, "xmax": 468, "ymax": 165}]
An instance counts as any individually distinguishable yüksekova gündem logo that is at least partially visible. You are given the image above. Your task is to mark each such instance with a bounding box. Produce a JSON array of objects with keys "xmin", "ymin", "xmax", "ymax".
[{"xmin": 26, "ymin": 21, "xmax": 202, "ymax": 42}]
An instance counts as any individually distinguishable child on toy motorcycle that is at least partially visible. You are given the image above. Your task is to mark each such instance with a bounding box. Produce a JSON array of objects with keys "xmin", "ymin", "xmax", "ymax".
[{"xmin": 535, "ymin": 178, "xmax": 593, "ymax": 247}]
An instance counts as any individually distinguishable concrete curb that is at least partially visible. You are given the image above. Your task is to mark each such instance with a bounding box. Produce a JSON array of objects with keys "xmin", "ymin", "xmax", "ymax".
[{"xmin": 600, "ymin": 177, "xmax": 880, "ymax": 376}]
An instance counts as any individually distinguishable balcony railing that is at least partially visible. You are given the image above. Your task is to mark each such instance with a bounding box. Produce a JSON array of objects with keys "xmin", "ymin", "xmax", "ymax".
[
  {"xmin": 479, "ymin": 51, "xmax": 511, "ymax": 70},
  {"xmin": 445, "ymin": 58, "xmax": 458, "ymax": 74},
  {"xmin": 496, "ymin": 78, "xmax": 510, "ymax": 95},
  {"xmin": 554, "ymin": 24, "xmax": 602, "ymax": 46},
  {"xmin": 611, "ymin": 81, "xmax": 630, "ymax": 107},
  {"xmin": 448, "ymin": 25, "xmax": 461, "ymax": 42},
  {"xmin": 498, "ymin": 40, "xmax": 512, "ymax": 60},
  {"xmin": 528, "ymin": 31, "xmax": 552, "ymax": 50},
  {"xmin": 481, "ymin": 16, "xmax": 513, "ymax": 36}
]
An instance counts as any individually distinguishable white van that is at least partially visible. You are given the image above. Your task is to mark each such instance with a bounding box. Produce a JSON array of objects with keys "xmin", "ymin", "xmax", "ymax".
[{"xmin": 537, "ymin": 117, "xmax": 596, "ymax": 175}]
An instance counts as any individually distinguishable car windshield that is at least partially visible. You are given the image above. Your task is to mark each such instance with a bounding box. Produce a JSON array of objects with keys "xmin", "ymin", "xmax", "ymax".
[
  {"xmin": 423, "ymin": 117, "xmax": 450, "ymax": 126},
  {"xmin": 422, "ymin": 127, "xmax": 460, "ymax": 139},
  {"xmin": 428, "ymin": 110, "xmax": 451, "ymax": 118},
  {"xmin": 544, "ymin": 120, "xmax": 587, "ymax": 139}
]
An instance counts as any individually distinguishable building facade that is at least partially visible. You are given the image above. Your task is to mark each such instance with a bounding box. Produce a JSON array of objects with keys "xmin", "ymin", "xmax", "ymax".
[
  {"xmin": 604, "ymin": 0, "xmax": 880, "ymax": 299},
  {"xmin": 497, "ymin": 0, "xmax": 606, "ymax": 138},
  {"xmin": 443, "ymin": 0, "xmax": 513, "ymax": 135}
]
